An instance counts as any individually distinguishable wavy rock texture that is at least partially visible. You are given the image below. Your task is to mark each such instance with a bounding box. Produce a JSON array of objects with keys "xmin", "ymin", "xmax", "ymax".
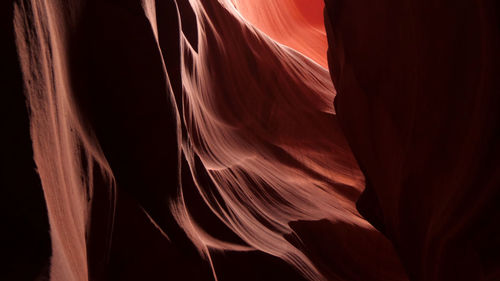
[
  {"xmin": 230, "ymin": 0, "xmax": 328, "ymax": 68},
  {"xmin": 7, "ymin": 0, "xmax": 499, "ymax": 281}
]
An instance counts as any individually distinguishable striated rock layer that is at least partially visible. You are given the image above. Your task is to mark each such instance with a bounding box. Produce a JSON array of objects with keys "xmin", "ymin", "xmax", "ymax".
[{"xmin": 7, "ymin": 0, "xmax": 499, "ymax": 280}]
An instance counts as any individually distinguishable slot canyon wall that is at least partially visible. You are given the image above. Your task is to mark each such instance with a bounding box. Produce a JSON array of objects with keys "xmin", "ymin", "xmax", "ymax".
[{"xmin": 3, "ymin": 0, "xmax": 499, "ymax": 281}]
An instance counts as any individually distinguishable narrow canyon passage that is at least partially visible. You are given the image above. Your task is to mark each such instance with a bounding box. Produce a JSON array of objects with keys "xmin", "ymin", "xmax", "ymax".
[{"xmin": 5, "ymin": 0, "xmax": 500, "ymax": 281}]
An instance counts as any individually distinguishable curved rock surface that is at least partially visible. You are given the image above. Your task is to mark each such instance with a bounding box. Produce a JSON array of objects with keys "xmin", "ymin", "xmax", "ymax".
[{"xmin": 5, "ymin": 0, "xmax": 499, "ymax": 280}]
